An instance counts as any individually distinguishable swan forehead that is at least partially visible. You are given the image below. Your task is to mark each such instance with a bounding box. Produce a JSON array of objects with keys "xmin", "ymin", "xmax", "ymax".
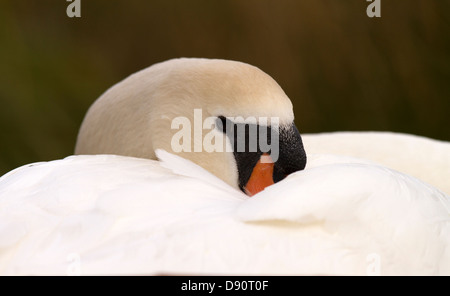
[{"xmin": 163, "ymin": 58, "xmax": 295, "ymax": 125}]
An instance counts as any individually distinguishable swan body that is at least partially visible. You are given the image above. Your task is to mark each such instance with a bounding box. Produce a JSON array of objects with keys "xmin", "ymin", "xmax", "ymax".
[
  {"xmin": 303, "ymin": 132, "xmax": 450, "ymax": 195},
  {"xmin": 0, "ymin": 148, "xmax": 449, "ymax": 275},
  {"xmin": 1, "ymin": 58, "xmax": 449, "ymax": 275}
]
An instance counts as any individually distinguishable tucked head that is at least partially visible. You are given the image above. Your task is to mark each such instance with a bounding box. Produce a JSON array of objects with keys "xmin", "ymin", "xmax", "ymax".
[{"xmin": 75, "ymin": 58, "xmax": 306, "ymax": 195}]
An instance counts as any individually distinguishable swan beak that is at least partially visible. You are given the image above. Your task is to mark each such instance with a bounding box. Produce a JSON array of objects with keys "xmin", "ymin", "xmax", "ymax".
[{"xmin": 244, "ymin": 153, "xmax": 275, "ymax": 196}]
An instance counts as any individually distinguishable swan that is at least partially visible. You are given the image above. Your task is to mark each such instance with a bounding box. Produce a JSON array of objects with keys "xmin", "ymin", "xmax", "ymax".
[{"xmin": 0, "ymin": 58, "xmax": 449, "ymax": 275}]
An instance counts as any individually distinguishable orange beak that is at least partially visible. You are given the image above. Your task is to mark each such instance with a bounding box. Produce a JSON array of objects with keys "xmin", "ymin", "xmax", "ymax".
[{"xmin": 244, "ymin": 153, "xmax": 275, "ymax": 196}]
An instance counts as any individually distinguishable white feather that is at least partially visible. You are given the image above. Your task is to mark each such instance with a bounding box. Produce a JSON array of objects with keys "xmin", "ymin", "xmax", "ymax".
[
  {"xmin": 303, "ymin": 132, "xmax": 450, "ymax": 195},
  {"xmin": 0, "ymin": 146, "xmax": 449, "ymax": 275}
]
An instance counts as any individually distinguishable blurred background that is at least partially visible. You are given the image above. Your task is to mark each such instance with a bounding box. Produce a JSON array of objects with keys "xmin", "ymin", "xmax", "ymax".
[{"xmin": 0, "ymin": 0, "xmax": 449, "ymax": 176}]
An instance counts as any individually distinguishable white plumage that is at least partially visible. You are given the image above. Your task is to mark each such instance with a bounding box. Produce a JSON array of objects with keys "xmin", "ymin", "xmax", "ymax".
[
  {"xmin": 0, "ymin": 142, "xmax": 449, "ymax": 275},
  {"xmin": 0, "ymin": 58, "xmax": 449, "ymax": 275},
  {"xmin": 302, "ymin": 131, "xmax": 450, "ymax": 195}
]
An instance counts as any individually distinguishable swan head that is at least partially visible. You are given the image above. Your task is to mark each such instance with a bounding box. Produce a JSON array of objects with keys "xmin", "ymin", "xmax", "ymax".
[{"xmin": 75, "ymin": 58, "xmax": 306, "ymax": 196}]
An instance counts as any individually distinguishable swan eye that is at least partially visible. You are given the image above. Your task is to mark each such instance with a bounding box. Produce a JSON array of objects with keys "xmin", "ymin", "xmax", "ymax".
[{"xmin": 216, "ymin": 116, "xmax": 228, "ymax": 133}]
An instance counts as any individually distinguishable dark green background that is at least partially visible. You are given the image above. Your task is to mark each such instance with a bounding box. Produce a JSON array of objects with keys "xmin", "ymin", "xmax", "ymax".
[{"xmin": 1, "ymin": 0, "xmax": 449, "ymax": 176}]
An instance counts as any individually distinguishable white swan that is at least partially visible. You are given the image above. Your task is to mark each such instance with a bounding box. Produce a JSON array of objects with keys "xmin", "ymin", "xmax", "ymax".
[{"xmin": 0, "ymin": 58, "xmax": 449, "ymax": 275}]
